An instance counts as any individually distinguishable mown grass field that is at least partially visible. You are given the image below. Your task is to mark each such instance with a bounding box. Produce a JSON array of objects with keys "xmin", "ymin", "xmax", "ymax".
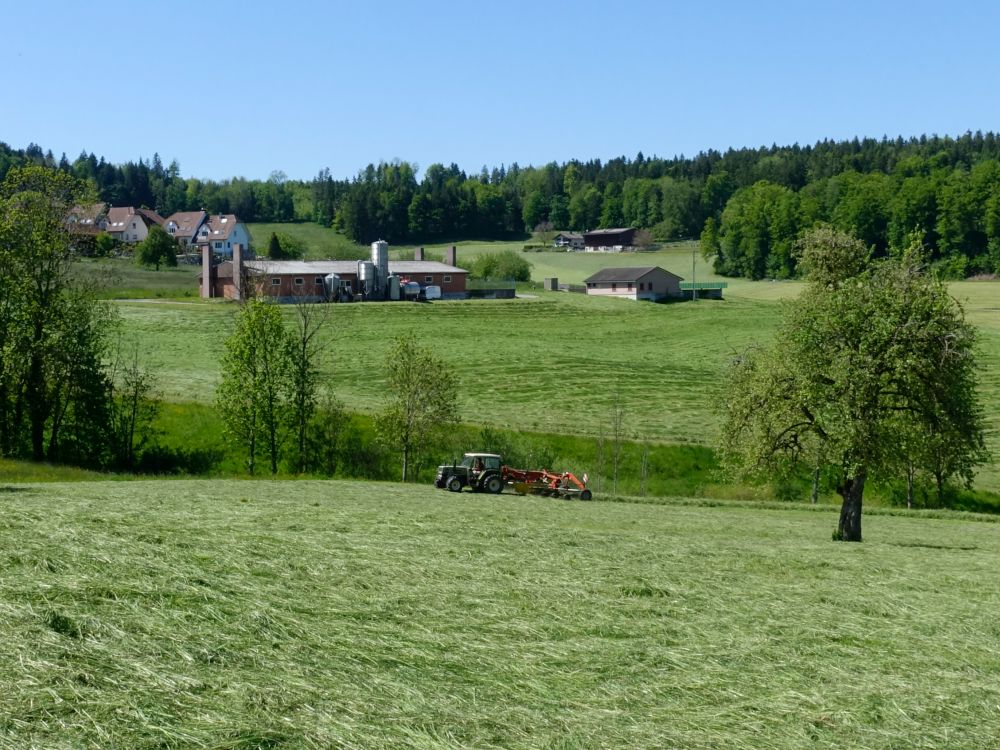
[
  {"xmin": 113, "ymin": 277, "xmax": 1000, "ymax": 493},
  {"xmin": 2, "ymin": 480, "xmax": 998, "ymax": 749}
]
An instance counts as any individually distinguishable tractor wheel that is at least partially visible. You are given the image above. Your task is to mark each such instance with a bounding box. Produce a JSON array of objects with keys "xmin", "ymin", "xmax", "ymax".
[
  {"xmin": 483, "ymin": 475, "xmax": 504, "ymax": 494},
  {"xmin": 447, "ymin": 476, "xmax": 463, "ymax": 493},
  {"xmin": 579, "ymin": 489, "xmax": 593, "ymax": 501}
]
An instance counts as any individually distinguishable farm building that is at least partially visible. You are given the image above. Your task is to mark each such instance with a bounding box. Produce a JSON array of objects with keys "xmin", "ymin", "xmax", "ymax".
[
  {"xmin": 66, "ymin": 203, "xmax": 108, "ymax": 236},
  {"xmin": 583, "ymin": 227, "xmax": 637, "ymax": 252},
  {"xmin": 553, "ymin": 232, "xmax": 585, "ymax": 250},
  {"xmin": 583, "ymin": 266, "xmax": 683, "ymax": 301},
  {"xmin": 200, "ymin": 243, "xmax": 469, "ymax": 302}
]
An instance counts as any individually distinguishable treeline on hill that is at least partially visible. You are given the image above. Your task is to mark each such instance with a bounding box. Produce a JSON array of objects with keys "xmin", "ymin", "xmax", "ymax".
[{"xmin": 4, "ymin": 132, "xmax": 1000, "ymax": 276}]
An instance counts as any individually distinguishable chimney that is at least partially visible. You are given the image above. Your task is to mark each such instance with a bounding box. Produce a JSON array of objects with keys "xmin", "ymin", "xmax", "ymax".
[
  {"xmin": 445, "ymin": 245, "xmax": 457, "ymax": 266},
  {"xmin": 232, "ymin": 243, "xmax": 243, "ymax": 301},
  {"xmin": 201, "ymin": 244, "xmax": 214, "ymax": 298},
  {"xmin": 414, "ymin": 246, "xmax": 424, "ymax": 261}
]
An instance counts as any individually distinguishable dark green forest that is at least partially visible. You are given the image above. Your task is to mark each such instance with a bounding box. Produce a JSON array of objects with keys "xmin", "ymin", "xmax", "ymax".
[{"xmin": 4, "ymin": 131, "xmax": 1000, "ymax": 278}]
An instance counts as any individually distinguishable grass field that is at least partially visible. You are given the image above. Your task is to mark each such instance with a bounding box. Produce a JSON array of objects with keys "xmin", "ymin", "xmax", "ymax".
[
  {"xmin": 113, "ymin": 278, "xmax": 1000, "ymax": 492},
  {"xmin": 2, "ymin": 480, "xmax": 998, "ymax": 748}
]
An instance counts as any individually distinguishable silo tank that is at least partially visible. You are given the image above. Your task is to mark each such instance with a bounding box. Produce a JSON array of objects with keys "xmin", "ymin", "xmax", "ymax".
[{"xmin": 371, "ymin": 240, "xmax": 389, "ymax": 288}]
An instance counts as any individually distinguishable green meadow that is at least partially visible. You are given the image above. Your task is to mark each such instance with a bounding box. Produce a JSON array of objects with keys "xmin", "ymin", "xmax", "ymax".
[
  {"xmin": 112, "ymin": 277, "xmax": 1000, "ymax": 493},
  {"xmin": 2, "ymin": 480, "xmax": 998, "ymax": 749}
]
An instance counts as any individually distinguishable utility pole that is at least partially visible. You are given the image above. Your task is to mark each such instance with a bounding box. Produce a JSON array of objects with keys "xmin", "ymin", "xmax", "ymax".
[{"xmin": 692, "ymin": 245, "xmax": 698, "ymax": 301}]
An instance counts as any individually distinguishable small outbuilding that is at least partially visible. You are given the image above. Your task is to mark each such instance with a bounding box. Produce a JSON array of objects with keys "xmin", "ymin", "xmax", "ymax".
[{"xmin": 583, "ymin": 266, "xmax": 683, "ymax": 301}]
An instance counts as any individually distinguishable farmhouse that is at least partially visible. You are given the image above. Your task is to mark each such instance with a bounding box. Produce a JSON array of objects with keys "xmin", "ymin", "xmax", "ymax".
[
  {"xmin": 66, "ymin": 203, "xmax": 108, "ymax": 235},
  {"xmin": 164, "ymin": 211, "xmax": 208, "ymax": 247},
  {"xmin": 106, "ymin": 207, "xmax": 165, "ymax": 243},
  {"xmin": 553, "ymin": 232, "xmax": 585, "ymax": 250},
  {"xmin": 200, "ymin": 244, "xmax": 469, "ymax": 301},
  {"xmin": 583, "ymin": 266, "xmax": 683, "ymax": 301},
  {"xmin": 584, "ymin": 227, "xmax": 636, "ymax": 252},
  {"xmin": 195, "ymin": 214, "xmax": 251, "ymax": 258}
]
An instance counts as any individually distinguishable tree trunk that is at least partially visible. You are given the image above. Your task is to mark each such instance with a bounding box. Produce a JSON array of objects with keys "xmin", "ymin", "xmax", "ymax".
[
  {"xmin": 837, "ymin": 471, "xmax": 865, "ymax": 542},
  {"xmin": 811, "ymin": 466, "xmax": 820, "ymax": 504},
  {"xmin": 906, "ymin": 465, "xmax": 914, "ymax": 510}
]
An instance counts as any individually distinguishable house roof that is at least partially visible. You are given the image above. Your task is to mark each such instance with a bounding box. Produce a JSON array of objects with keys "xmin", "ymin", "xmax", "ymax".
[
  {"xmin": 164, "ymin": 211, "xmax": 207, "ymax": 239},
  {"xmin": 68, "ymin": 202, "xmax": 107, "ymax": 225},
  {"xmin": 583, "ymin": 266, "xmax": 682, "ymax": 283},
  {"xmin": 136, "ymin": 208, "xmax": 165, "ymax": 226},
  {"xmin": 107, "ymin": 207, "xmax": 165, "ymax": 230},
  {"xmin": 555, "ymin": 232, "xmax": 583, "ymax": 240},
  {"xmin": 242, "ymin": 260, "xmax": 467, "ymax": 275},
  {"xmin": 197, "ymin": 214, "xmax": 241, "ymax": 242},
  {"xmin": 584, "ymin": 227, "xmax": 635, "ymax": 237}
]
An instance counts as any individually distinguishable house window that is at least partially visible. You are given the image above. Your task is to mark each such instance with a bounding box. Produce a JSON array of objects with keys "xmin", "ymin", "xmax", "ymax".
[
  {"xmin": 627, "ymin": 282, "xmax": 633, "ymax": 290},
  {"xmin": 271, "ymin": 278, "xmax": 281, "ymax": 286},
  {"xmin": 314, "ymin": 277, "xmax": 323, "ymax": 285},
  {"xmin": 443, "ymin": 275, "xmax": 452, "ymax": 282},
  {"xmin": 294, "ymin": 277, "xmax": 304, "ymax": 286},
  {"xmin": 425, "ymin": 275, "xmax": 433, "ymax": 283},
  {"xmin": 214, "ymin": 241, "xmax": 222, "ymax": 249}
]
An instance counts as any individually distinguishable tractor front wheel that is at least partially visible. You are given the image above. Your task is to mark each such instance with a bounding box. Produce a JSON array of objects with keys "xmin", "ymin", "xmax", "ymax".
[
  {"xmin": 579, "ymin": 489, "xmax": 593, "ymax": 501},
  {"xmin": 447, "ymin": 476, "xmax": 463, "ymax": 493}
]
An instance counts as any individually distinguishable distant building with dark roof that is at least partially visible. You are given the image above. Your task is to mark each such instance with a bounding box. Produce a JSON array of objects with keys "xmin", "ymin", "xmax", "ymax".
[
  {"xmin": 164, "ymin": 211, "xmax": 208, "ymax": 247},
  {"xmin": 553, "ymin": 232, "xmax": 585, "ymax": 250},
  {"xmin": 583, "ymin": 227, "xmax": 636, "ymax": 252},
  {"xmin": 583, "ymin": 266, "xmax": 683, "ymax": 301}
]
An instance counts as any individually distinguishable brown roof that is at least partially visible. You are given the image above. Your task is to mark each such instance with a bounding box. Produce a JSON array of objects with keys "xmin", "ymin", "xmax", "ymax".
[
  {"xmin": 68, "ymin": 202, "xmax": 107, "ymax": 225},
  {"xmin": 137, "ymin": 208, "xmax": 165, "ymax": 226},
  {"xmin": 197, "ymin": 214, "xmax": 240, "ymax": 243},
  {"xmin": 583, "ymin": 266, "xmax": 682, "ymax": 284},
  {"xmin": 164, "ymin": 211, "xmax": 207, "ymax": 239}
]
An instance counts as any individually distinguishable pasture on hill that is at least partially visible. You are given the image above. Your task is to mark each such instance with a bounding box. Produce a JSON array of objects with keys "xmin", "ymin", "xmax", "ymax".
[
  {"xmin": 113, "ymin": 279, "xmax": 1000, "ymax": 493},
  {"xmin": 2, "ymin": 480, "xmax": 998, "ymax": 748}
]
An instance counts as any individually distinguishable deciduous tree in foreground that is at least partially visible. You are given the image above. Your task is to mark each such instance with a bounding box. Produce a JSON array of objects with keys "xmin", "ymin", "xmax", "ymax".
[
  {"xmin": 720, "ymin": 227, "xmax": 988, "ymax": 541},
  {"xmin": 375, "ymin": 335, "xmax": 459, "ymax": 481}
]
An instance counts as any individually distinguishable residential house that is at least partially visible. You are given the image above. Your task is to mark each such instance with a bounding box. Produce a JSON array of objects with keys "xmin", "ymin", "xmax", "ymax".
[
  {"xmin": 106, "ymin": 207, "xmax": 165, "ymax": 243},
  {"xmin": 164, "ymin": 210, "xmax": 208, "ymax": 247},
  {"xmin": 66, "ymin": 203, "xmax": 108, "ymax": 235},
  {"xmin": 553, "ymin": 232, "xmax": 585, "ymax": 250},
  {"xmin": 195, "ymin": 214, "xmax": 251, "ymax": 258},
  {"xmin": 583, "ymin": 266, "xmax": 683, "ymax": 301}
]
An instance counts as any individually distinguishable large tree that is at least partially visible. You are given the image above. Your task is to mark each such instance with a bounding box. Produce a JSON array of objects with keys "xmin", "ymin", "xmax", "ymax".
[
  {"xmin": 135, "ymin": 224, "xmax": 178, "ymax": 270},
  {"xmin": 0, "ymin": 165, "xmax": 120, "ymax": 464},
  {"xmin": 374, "ymin": 335, "xmax": 459, "ymax": 481},
  {"xmin": 720, "ymin": 227, "xmax": 987, "ymax": 541},
  {"xmin": 216, "ymin": 299, "xmax": 293, "ymax": 475}
]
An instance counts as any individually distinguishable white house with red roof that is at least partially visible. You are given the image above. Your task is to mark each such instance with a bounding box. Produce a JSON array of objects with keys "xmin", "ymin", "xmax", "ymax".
[{"xmin": 106, "ymin": 207, "xmax": 165, "ymax": 243}]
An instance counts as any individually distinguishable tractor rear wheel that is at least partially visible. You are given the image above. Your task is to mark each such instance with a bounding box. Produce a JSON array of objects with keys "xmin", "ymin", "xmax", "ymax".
[
  {"xmin": 483, "ymin": 475, "xmax": 504, "ymax": 494},
  {"xmin": 447, "ymin": 476, "xmax": 463, "ymax": 493},
  {"xmin": 579, "ymin": 489, "xmax": 593, "ymax": 501}
]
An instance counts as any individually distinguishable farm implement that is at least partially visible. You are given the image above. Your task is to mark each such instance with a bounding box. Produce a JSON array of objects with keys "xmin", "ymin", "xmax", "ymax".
[{"xmin": 435, "ymin": 452, "xmax": 593, "ymax": 501}]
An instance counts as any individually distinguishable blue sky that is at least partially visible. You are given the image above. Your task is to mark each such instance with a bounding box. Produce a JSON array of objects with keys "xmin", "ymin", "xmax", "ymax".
[{"xmin": 4, "ymin": 1, "xmax": 999, "ymax": 181}]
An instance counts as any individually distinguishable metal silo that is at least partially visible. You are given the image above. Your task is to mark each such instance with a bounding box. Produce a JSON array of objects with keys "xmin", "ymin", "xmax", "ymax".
[
  {"xmin": 357, "ymin": 261, "xmax": 377, "ymax": 298},
  {"xmin": 371, "ymin": 240, "xmax": 389, "ymax": 295}
]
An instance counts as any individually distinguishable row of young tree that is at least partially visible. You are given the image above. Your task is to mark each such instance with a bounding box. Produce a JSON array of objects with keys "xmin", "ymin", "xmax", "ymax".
[
  {"xmin": 0, "ymin": 166, "xmax": 157, "ymax": 469},
  {"xmin": 215, "ymin": 298, "xmax": 459, "ymax": 481},
  {"xmin": 7, "ymin": 131, "xmax": 1000, "ymax": 266}
]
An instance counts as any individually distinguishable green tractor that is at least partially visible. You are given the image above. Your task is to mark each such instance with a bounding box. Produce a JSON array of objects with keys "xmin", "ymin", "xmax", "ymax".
[{"xmin": 435, "ymin": 452, "xmax": 505, "ymax": 494}]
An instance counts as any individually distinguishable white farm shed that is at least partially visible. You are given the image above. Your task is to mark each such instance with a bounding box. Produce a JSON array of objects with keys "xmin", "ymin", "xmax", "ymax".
[{"xmin": 583, "ymin": 266, "xmax": 683, "ymax": 301}]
